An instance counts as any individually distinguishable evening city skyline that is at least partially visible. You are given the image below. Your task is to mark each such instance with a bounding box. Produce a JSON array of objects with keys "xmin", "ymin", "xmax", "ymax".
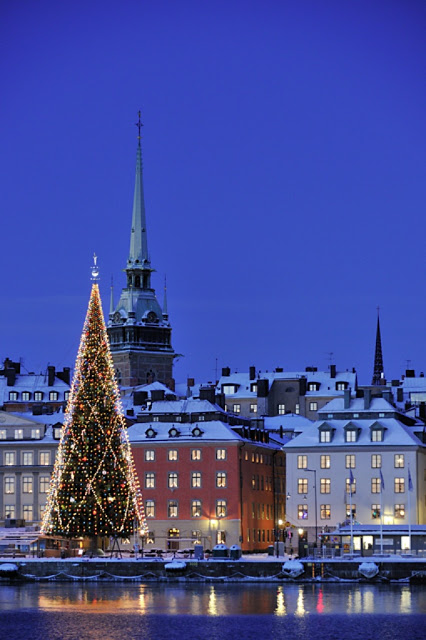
[{"xmin": 0, "ymin": 1, "xmax": 425, "ymax": 386}]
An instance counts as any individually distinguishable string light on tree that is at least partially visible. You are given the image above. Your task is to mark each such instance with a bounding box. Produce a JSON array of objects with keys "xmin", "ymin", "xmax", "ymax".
[{"xmin": 42, "ymin": 255, "xmax": 146, "ymax": 540}]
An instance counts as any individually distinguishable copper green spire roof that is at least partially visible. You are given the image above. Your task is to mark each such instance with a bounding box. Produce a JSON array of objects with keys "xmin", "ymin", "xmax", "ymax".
[
  {"xmin": 372, "ymin": 307, "xmax": 385, "ymax": 385},
  {"xmin": 127, "ymin": 111, "xmax": 150, "ymax": 270}
]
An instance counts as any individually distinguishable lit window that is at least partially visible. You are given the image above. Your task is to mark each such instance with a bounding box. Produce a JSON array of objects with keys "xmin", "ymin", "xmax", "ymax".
[
  {"xmin": 320, "ymin": 504, "xmax": 331, "ymax": 519},
  {"xmin": 191, "ymin": 472, "xmax": 201, "ymax": 488},
  {"xmin": 145, "ymin": 450, "xmax": 155, "ymax": 462},
  {"xmin": 5, "ymin": 477, "xmax": 15, "ymax": 494},
  {"xmin": 145, "ymin": 472, "xmax": 155, "ymax": 489},
  {"xmin": 216, "ymin": 448, "xmax": 226, "ymax": 461},
  {"xmin": 320, "ymin": 455, "xmax": 330, "ymax": 469},
  {"xmin": 23, "ymin": 505, "xmax": 33, "ymax": 521},
  {"xmin": 39, "ymin": 476, "xmax": 50, "ymax": 493},
  {"xmin": 309, "ymin": 402, "xmax": 318, "ymax": 411},
  {"xmin": 394, "ymin": 504, "xmax": 405, "ymax": 519},
  {"xmin": 191, "ymin": 449, "xmax": 201, "ymax": 461},
  {"xmin": 0, "ymin": 430, "xmax": 6, "ymax": 440},
  {"xmin": 346, "ymin": 504, "xmax": 356, "ymax": 520},
  {"xmin": 298, "ymin": 478, "xmax": 308, "ymax": 494},
  {"xmin": 277, "ymin": 404, "xmax": 285, "ymax": 415},
  {"xmin": 64, "ymin": 391, "xmax": 70, "ymax": 401},
  {"xmin": 4, "ymin": 452, "xmax": 15, "ymax": 466},
  {"xmin": 49, "ymin": 391, "xmax": 58, "ymax": 401},
  {"xmin": 223, "ymin": 384, "xmax": 237, "ymax": 395},
  {"xmin": 22, "ymin": 392, "xmax": 31, "ymax": 402},
  {"xmin": 5, "ymin": 505, "xmax": 15, "ymax": 518},
  {"xmin": 168, "ymin": 472, "xmax": 178, "ymax": 489},
  {"xmin": 295, "ymin": 404, "xmax": 300, "ymax": 415},
  {"xmin": 345, "ymin": 430, "xmax": 357, "ymax": 443},
  {"xmin": 395, "ymin": 478, "xmax": 405, "ymax": 493},
  {"xmin": 14, "ymin": 429, "xmax": 23, "ymax": 440},
  {"xmin": 168, "ymin": 500, "xmax": 178, "ymax": 518},
  {"xmin": 346, "ymin": 477, "xmax": 356, "ymax": 494},
  {"xmin": 216, "ymin": 472, "xmax": 227, "ymax": 488},
  {"xmin": 371, "ymin": 454, "xmax": 382, "ymax": 468},
  {"xmin": 319, "ymin": 430, "xmax": 331, "ymax": 443},
  {"xmin": 22, "ymin": 452, "xmax": 33, "ymax": 465},
  {"xmin": 31, "ymin": 429, "xmax": 41, "ymax": 439},
  {"xmin": 320, "ymin": 478, "xmax": 331, "ymax": 494},
  {"xmin": 40, "ymin": 452, "xmax": 50, "ymax": 466},
  {"xmin": 297, "ymin": 455, "xmax": 307, "ymax": 469},
  {"xmin": 22, "ymin": 476, "xmax": 33, "ymax": 493},
  {"xmin": 9, "ymin": 392, "xmax": 18, "ymax": 401},
  {"xmin": 308, "ymin": 383, "xmax": 318, "ymax": 391},
  {"xmin": 34, "ymin": 392, "xmax": 43, "ymax": 401},
  {"xmin": 191, "ymin": 500, "xmax": 202, "ymax": 517},
  {"xmin": 371, "ymin": 429, "xmax": 383, "ymax": 442},
  {"xmin": 146, "ymin": 500, "xmax": 155, "ymax": 518},
  {"xmin": 250, "ymin": 403, "xmax": 257, "ymax": 414},
  {"xmin": 394, "ymin": 454, "xmax": 404, "ymax": 468},
  {"xmin": 216, "ymin": 500, "xmax": 227, "ymax": 518},
  {"xmin": 371, "ymin": 504, "xmax": 380, "ymax": 519},
  {"xmin": 298, "ymin": 504, "xmax": 308, "ymax": 519},
  {"xmin": 168, "ymin": 449, "xmax": 178, "ymax": 461},
  {"xmin": 371, "ymin": 478, "xmax": 381, "ymax": 494},
  {"xmin": 152, "ymin": 417, "xmax": 159, "ymax": 422},
  {"xmin": 336, "ymin": 382, "xmax": 346, "ymax": 391},
  {"xmin": 233, "ymin": 404, "xmax": 241, "ymax": 414},
  {"xmin": 345, "ymin": 455, "xmax": 356, "ymax": 469}
]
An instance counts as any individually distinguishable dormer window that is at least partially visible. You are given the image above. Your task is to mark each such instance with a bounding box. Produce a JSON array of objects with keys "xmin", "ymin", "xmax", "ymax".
[
  {"xmin": 9, "ymin": 392, "xmax": 18, "ymax": 401},
  {"xmin": 308, "ymin": 382, "xmax": 320, "ymax": 392},
  {"xmin": 34, "ymin": 391, "xmax": 43, "ymax": 401},
  {"xmin": 222, "ymin": 384, "xmax": 238, "ymax": 395},
  {"xmin": 146, "ymin": 427, "xmax": 157, "ymax": 438},
  {"xmin": 22, "ymin": 392, "xmax": 31, "ymax": 402},
  {"xmin": 168, "ymin": 427, "xmax": 180, "ymax": 438},
  {"xmin": 318, "ymin": 422, "xmax": 335, "ymax": 443},
  {"xmin": 336, "ymin": 382, "xmax": 347, "ymax": 391},
  {"xmin": 192, "ymin": 426, "xmax": 203, "ymax": 437},
  {"xmin": 344, "ymin": 424, "xmax": 360, "ymax": 443},
  {"xmin": 49, "ymin": 391, "xmax": 59, "ymax": 401},
  {"xmin": 250, "ymin": 383, "xmax": 258, "ymax": 393},
  {"xmin": 370, "ymin": 422, "xmax": 385, "ymax": 442}
]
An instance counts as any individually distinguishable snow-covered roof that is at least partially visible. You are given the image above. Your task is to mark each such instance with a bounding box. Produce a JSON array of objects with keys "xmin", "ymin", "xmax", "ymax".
[
  {"xmin": 128, "ymin": 420, "xmax": 243, "ymax": 443},
  {"xmin": 263, "ymin": 414, "xmax": 313, "ymax": 431},
  {"xmin": 401, "ymin": 377, "xmax": 426, "ymax": 392},
  {"xmin": 142, "ymin": 399, "xmax": 225, "ymax": 415},
  {"xmin": 0, "ymin": 373, "xmax": 70, "ymax": 405},
  {"xmin": 318, "ymin": 396, "xmax": 395, "ymax": 415}
]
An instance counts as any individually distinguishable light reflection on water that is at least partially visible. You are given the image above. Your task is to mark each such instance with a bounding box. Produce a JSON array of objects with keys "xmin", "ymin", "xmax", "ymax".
[{"xmin": 0, "ymin": 583, "xmax": 424, "ymax": 617}]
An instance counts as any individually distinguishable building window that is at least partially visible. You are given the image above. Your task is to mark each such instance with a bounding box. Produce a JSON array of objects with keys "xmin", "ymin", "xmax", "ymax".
[
  {"xmin": 395, "ymin": 478, "xmax": 405, "ymax": 493},
  {"xmin": 145, "ymin": 500, "xmax": 155, "ymax": 518},
  {"xmin": 277, "ymin": 404, "xmax": 285, "ymax": 415},
  {"xmin": 336, "ymin": 382, "xmax": 346, "ymax": 391},
  {"xmin": 371, "ymin": 478, "xmax": 381, "ymax": 494},
  {"xmin": 320, "ymin": 478, "xmax": 331, "ymax": 494},
  {"xmin": 250, "ymin": 403, "xmax": 257, "ymax": 413},
  {"xmin": 4, "ymin": 477, "xmax": 15, "ymax": 494},
  {"xmin": 4, "ymin": 452, "xmax": 15, "ymax": 466},
  {"xmin": 191, "ymin": 500, "xmax": 202, "ymax": 517},
  {"xmin": 168, "ymin": 500, "xmax": 178, "ymax": 518},
  {"xmin": 297, "ymin": 504, "xmax": 308, "ymax": 519},
  {"xmin": 320, "ymin": 455, "xmax": 330, "ymax": 469},
  {"xmin": 9, "ymin": 392, "xmax": 18, "ymax": 401},
  {"xmin": 22, "ymin": 392, "xmax": 31, "ymax": 402},
  {"xmin": 371, "ymin": 429, "xmax": 383, "ymax": 442},
  {"xmin": 222, "ymin": 384, "xmax": 237, "ymax": 395},
  {"xmin": 22, "ymin": 452, "xmax": 34, "ymax": 466},
  {"xmin": 39, "ymin": 476, "xmax": 50, "ymax": 494},
  {"xmin": 40, "ymin": 452, "xmax": 50, "ymax": 466},
  {"xmin": 295, "ymin": 403, "xmax": 300, "ymax": 415},
  {"xmin": 216, "ymin": 500, "xmax": 227, "ymax": 518},
  {"xmin": 345, "ymin": 455, "xmax": 356, "ymax": 469},
  {"xmin": 394, "ymin": 504, "xmax": 405, "ymax": 519},
  {"xmin": 233, "ymin": 404, "xmax": 241, "ymax": 414},
  {"xmin": 216, "ymin": 448, "xmax": 226, "ymax": 461},
  {"xmin": 346, "ymin": 477, "xmax": 356, "ymax": 494},
  {"xmin": 34, "ymin": 392, "xmax": 43, "ymax": 401},
  {"xmin": 145, "ymin": 450, "xmax": 155, "ymax": 461},
  {"xmin": 23, "ymin": 505, "xmax": 33, "ymax": 521},
  {"xmin": 371, "ymin": 454, "xmax": 382, "ymax": 468},
  {"xmin": 191, "ymin": 472, "xmax": 202, "ymax": 488},
  {"xmin": 394, "ymin": 454, "xmax": 405, "ymax": 469},
  {"xmin": 191, "ymin": 449, "xmax": 202, "ymax": 461},
  {"xmin": 145, "ymin": 472, "xmax": 155, "ymax": 489},
  {"xmin": 309, "ymin": 402, "xmax": 318, "ymax": 411},
  {"xmin": 152, "ymin": 416, "xmax": 159, "ymax": 422},
  {"xmin": 371, "ymin": 504, "xmax": 381, "ymax": 519},
  {"xmin": 14, "ymin": 429, "xmax": 23, "ymax": 440},
  {"xmin": 298, "ymin": 478, "xmax": 308, "ymax": 494},
  {"xmin": 168, "ymin": 449, "xmax": 178, "ymax": 461},
  {"xmin": 192, "ymin": 530, "xmax": 202, "ymax": 542},
  {"xmin": 297, "ymin": 455, "xmax": 308, "ymax": 469},
  {"xmin": 49, "ymin": 391, "xmax": 58, "ymax": 401},
  {"xmin": 319, "ymin": 430, "xmax": 331, "ymax": 443},
  {"xmin": 4, "ymin": 505, "xmax": 15, "ymax": 519},
  {"xmin": 217, "ymin": 530, "xmax": 226, "ymax": 545},
  {"xmin": 64, "ymin": 391, "xmax": 70, "ymax": 401},
  {"xmin": 22, "ymin": 476, "xmax": 33, "ymax": 493},
  {"xmin": 320, "ymin": 504, "xmax": 331, "ymax": 520},
  {"xmin": 168, "ymin": 472, "xmax": 178, "ymax": 489},
  {"xmin": 345, "ymin": 430, "xmax": 357, "ymax": 443},
  {"xmin": 216, "ymin": 472, "xmax": 227, "ymax": 488},
  {"xmin": 308, "ymin": 383, "xmax": 318, "ymax": 391},
  {"xmin": 31, "ymin": 429, "xmax": 41, "ymax": 439},
  {"xmin": 346, "ymin": 504, "xmax": 356, "ymax": 520},
  {"xmin": 0, "ymin": 430, "xmax": 6, "ymax": 440}
]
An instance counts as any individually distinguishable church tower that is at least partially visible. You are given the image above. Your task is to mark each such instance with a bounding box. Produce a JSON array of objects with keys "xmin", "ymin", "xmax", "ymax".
[
  {"xmin": 107, "ymin": 114, "xmax": 175, "ymax": 388},
  {"xmin": 371, "ymin": 308, "xmax": 385, "ymax": 385}
]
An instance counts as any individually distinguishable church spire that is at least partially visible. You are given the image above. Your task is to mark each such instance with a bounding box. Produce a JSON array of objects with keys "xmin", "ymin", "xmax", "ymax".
[
  {"xmin": 127, "ymin": 111, "xmax": 151, "ymax": 284},
  {"xmin": 109, "ymin": 277, "xmax": 114, "ymax": 317},
  {"xmin": 163, "ymin": 275, "xmax": 169, "ymax": 321},
  {"xmin": 372, "ymin": 307, "xmax": 385, "ymax": 385}
]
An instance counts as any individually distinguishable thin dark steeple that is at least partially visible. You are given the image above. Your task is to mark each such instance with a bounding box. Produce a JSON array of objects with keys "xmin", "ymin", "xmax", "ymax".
[{"xmin": 372, "ymin": 306, "xmax": 385, "ymax": 385}]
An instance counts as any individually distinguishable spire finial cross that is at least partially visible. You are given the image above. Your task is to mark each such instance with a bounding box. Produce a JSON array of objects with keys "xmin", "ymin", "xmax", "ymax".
[{"xmin": 136, "ymin": 110, "xmax": 143, "ymax": 141}]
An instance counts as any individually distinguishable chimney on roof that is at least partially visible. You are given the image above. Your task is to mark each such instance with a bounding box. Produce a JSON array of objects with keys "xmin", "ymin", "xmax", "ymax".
[
  {"xmin": 151, "ymin": 389, "xmax": 165, "ymax": 402},
  {"xmin": 6, "ymin": 368, "xmax": 16, "ymax": 387},
  {"xmin": 344, "ymin": 388, "xmax": 351, "ymax": 409},
  {"xmin": 397, "ymin": 388, "xmax": 403, "ymax": 403},
  {"xmin": 330, "ymin": 364, "xmax": 336, "ymax": 379},
  {"xmin": 199, "ymin": 386, "xmax": 215, "ymax": 404},
  {"xmin": 364, "ymin": 389, "xmax": 371, "ymax": 410},
  {"xmin": 275, "ymin": 367, "xmax": 283, "ymax": 373},
  {"xmin": 48, "ymin": 366, "xmax": 55, "ymax": 387},
  {"xmin": 419, "ymin": 402, "xmax": 426, "ymax": 421},
  {"xmin": 222, "ymin": 367, "xmax": 230, "ymax": 377},
  {"xmin": 249, "ymin": 366, "xmax": 256, "ymax": 380},
  {"xmin": 406, "ymin": 369, "xmax": 415, "ymax": 378},
  {"xmin": 57, "ymin": 367, "xmax": 71, "ymax": 385},
  {"xmin": 382, "ymin": 389, "xmax": 393, "ymax": 405}
]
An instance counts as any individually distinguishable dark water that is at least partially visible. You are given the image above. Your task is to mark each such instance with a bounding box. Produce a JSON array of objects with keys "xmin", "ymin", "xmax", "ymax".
[{"xmin": 0, "ymin": 582, "xmax": 425, "ymax": 640}]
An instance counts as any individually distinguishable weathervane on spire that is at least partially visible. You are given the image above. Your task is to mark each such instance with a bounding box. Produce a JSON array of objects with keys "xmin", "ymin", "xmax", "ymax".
[
  {"xmin": 136, "ymin": 110, "xmax": 143, "ymax": 143},
  {"xmin": 91, "ymin": 253, "xmax": 100, "ymax": 281}
]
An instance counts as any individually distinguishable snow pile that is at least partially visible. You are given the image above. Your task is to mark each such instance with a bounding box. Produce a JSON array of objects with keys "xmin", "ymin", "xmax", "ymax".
[
  {"xmin": 0, "ymin": 563, "xmax": 18, "ymax": 574},
  {"xmin": 282, "ymin": 560, "xmax": 304, "ymax": 578},
  {"xmin": 164, "ymin": 561, "xmax": 186, "ymax": 571},
  {"xmin": 358, "ymin": 562, "xmax": 379, "ymax": 579}
]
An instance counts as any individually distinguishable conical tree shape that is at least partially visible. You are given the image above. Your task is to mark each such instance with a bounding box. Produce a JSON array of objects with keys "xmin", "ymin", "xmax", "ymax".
[{"xmin": 42, "ymin": 283, "xmax": 146, "ymax": 539}]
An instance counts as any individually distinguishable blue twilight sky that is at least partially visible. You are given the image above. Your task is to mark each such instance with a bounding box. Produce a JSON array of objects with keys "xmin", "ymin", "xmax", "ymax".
[{"xmin": 0, "ymin": 0, "xmax": 425, "ymax": 386}]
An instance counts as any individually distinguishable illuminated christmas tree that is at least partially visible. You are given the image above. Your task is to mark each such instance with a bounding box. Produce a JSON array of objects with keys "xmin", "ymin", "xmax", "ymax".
[{"xmin": 42, "ymin": 257, "xmax": 146, "ymax": 542}]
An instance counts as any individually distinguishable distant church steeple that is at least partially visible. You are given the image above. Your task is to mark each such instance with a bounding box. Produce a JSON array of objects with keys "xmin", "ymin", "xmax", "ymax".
[
  {"xmin": 372, "ymin": 307, "xmax": 385, "ymax": 385},
  {"xmin": 107, "ymin": 114, "xmax": 175, "ymax": 388}
]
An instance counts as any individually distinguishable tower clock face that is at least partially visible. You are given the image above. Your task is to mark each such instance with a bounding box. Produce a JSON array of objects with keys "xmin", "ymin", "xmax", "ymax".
[
  {"xmin": 147, "ymin": 311, "xmax": 157, "ymax": 323},
  {"xmin": 113, "ymin": 311, "xmax": 123, "ymax": 324}
]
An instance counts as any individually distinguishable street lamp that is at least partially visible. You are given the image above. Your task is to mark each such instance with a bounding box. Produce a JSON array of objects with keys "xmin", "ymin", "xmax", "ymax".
[{"xmin": 305, "ymin": 468, "xmax": 318, "ymax": 550}]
